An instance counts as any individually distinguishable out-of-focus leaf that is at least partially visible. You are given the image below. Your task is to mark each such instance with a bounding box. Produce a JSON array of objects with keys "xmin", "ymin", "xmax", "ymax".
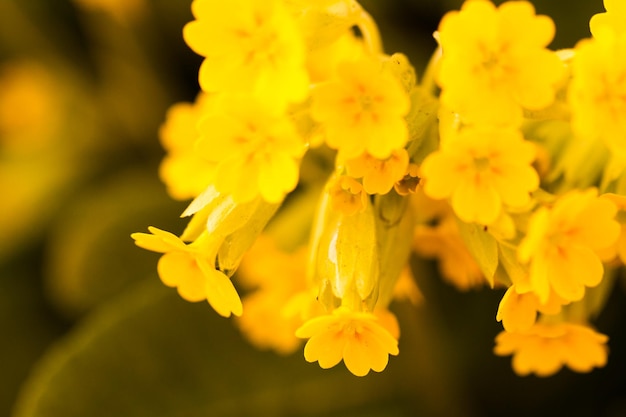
[
  {"xmin": 12, "ymin": 278, "xmax": 467, "ymax": 417},
  {"xmin": 44, "ymin": 168, "xmax": 186, "ymax": 318}
]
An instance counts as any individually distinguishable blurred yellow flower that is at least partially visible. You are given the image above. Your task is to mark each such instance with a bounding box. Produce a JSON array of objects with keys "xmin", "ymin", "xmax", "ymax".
[
  {"xmin": 195, "ymin": 95, "xmax": 306, "ymax": 204},
  {"xmin": 311, "ymin": 57, "xmax": 410, "ymax": 159},
  {"xmin": 496, "ymin": 285, "xmax": 569, "ymax": 332},
  {"xmin": 494, "ymin": 322, "xmax": 609, "ymax": 376},
  {"xmin": 437, "ymin": 0, "xmax": 563, "ymax": 124},
  {"xmin": 183, "ymin": 0, "xmax": 309, "ymax": 106},
  {"xmin": 590, "ymin": 0, "xmax": 626, "ymax": 38},
  {"xmin": 518, "ymin": 189, "xmax": 620, "ymax": 303},
  {"xmin": 421, "ymin": 126, "xmax": 539, "ymax": 225},
  {"xmin": 158, "ymin": 94, "xmax": 216, "ymax": 200},
  {"xmin": 569, "ymin": 33, "xmax": 626, "ymax": 160},
  {"xmin": 131, "ymin": 227, "xmax": 243, "ymax": 317},
  {"xmin": 295, "ymin": 306, "xmax": 399, "ymax": 376}
]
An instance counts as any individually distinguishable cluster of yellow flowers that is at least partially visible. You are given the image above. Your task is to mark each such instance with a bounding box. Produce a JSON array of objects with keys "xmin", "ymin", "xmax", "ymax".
[{"xmin": 133, "ymin": 0, "xmax": 626, "ymax": 377}]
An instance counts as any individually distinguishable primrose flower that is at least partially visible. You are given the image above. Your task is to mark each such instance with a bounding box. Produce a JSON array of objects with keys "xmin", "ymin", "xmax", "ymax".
[
  {"xmin": 437, "ymin": 0, "xmax": 564, "ymax": 124},
  {"xmin": 496, "ymin": 285, "xmax": 569, "ymax": 332},
  {"xmin": 236, "ymin": 237, "xmax": 322, "ymax": 354},
  {"xmin": 494, "ymin": 322, "xmax": 609, "ymax": 376},
  {"xmin": 158, "ymin": 93, "xmax": 216, "ymax": 200},
  {"xmin": 183, "ymin": 0, "xmax": 309, "ymax": 106},
  {"xmin": 518, "ymin": 189, "xmax": 620, "ymax": 304},
  {"xmin": 328, "ymin": 175, "xmax": 368, "ymax": 216},
  {"xmin": 311, "ymin": 57, "xmax": 410, "ymax": 159},
  {"xmin": 569, "ymin": 33, "xmax": 626, "ymax": 159},
  {"xmin": 295, "ymin": 306, "xmax": 399, "ymax": 376},
  {"xmin": 420, "ymin": 126, "xmax": 539, "ymax": 225},
  {"xmin": 195, "ymin": 95, "xmax": 306, "ymax": 204},
  {"xmin": 131, "ymin": 227, "xmax": 243, "ymax": 317},
  {"xmin": 344, "ymin": 148, "xmax": 409, "ymax": 195}
]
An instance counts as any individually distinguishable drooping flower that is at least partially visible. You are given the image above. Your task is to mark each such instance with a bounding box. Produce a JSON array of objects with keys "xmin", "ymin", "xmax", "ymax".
[
  {"xmin": 496, "ymin": 285, "xmax": 569, "ymax": 332},
  {"xmin": 195, "ymin": 95, "xmax": 306, "ymax": 204},
  {"xmin": 328, "ymin": 175, "xmax": 368, "ymax": 216},
  {"xmin": 183, "ymin": 0, "xmax": 309, "ymax": 106},
  {"xmin": 420, "ymin": 125, "xmax": 539, "ymax": 224},
  {"xmin": 494, "ymin": 322, "xmax": 609, "ymax": 376},
  {"xmin": 131, "ymin": 227, "xmax": 243, "ymax": 317},
  {"xmin": 295, "ymin": 306, "xmax": 399, "ymax": 376},
  {"xmin": 311, "ymin": 57, "xmax": 410, "ymax": 159},
  {"xmin": 344, "ymin": 148, "xmax": 409, "ymax": 195},
  {"xmin": 517, "ymin": 189, "xmax": 620, "ymax": 303},
  {"xmin": 437, "ymin": 0, "xmax": 564, "ymax": 124}
]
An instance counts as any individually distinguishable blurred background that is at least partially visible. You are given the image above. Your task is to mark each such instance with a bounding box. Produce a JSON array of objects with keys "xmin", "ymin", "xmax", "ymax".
[{"xmin": 2, "ymin": 0, "xmax": 625, "ymax": 416}]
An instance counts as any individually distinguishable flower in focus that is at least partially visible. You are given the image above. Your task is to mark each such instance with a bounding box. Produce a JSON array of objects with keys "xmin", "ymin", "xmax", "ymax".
[
  {"xmin": 517, "ymin": 189, "xmax": 620, "ymax": 303},
  {"xmin": 437, "ymin": 0, "xmax": 564, "ymax": 124},
  {"xmin": 311, "ymin": 57, "xmax": 410, "ymax": 159},
  {"xmin": 295, "ymin": 306, "xmax": 399, "ymax": 376},
  {"xmin": 183, "ymin": 0, "xmax": 309, "ymax": 106},
  {"xmin": 131, "ymin": 227, "xmax": 243, "ymax": 317},
  {"xmin": 420, "ymin": 125, "xmax": 539, "ymax": 225},
  {"xmin": 195, "ymin": 95, "xmax": 306, "ymax": 203},
  {"xmin": 494, "ymin": 322, "xmax": 609, "ymax": 376},
  {"xmin": 344, "ymin": 149, "xmax": 409, "ymax": 195}
]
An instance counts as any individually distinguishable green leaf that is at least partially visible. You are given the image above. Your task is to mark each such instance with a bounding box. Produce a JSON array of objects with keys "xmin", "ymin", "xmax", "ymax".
[
  {"xmin": 12, "ymin": 279, "xmax": 467, "ymax": 417},
  {"xmin": 456, "ymin": 220, "xmax": 498, "ymax": 287}
]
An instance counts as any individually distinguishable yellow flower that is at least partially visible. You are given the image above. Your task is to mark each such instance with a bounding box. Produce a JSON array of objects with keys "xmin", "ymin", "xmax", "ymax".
[
  {"xmin": 496, "ymin": 285, "xmax": 569, "ymax": 332},
  {"xmin": 131, "ymin": 227, "xmax": 243, "ymax": 317},
  {"xmin": 394, "ymin": 163, "xmax": 421, "ymax": 196},
  {"xmin": 420, "ymin": 126, "xmax": 539, "ymax": 225},
  {"xmin": 414, "ymin": 215, "xmax": 486, "ymax": 291},
  {"xmin": 183, "ymin": 0, "xmax": 309, "ymax": 106},
  {"xmin": 236, "ymin": 237, "xmax": 322, "ymax": 354},
  {"xmin": 158, "ymin": 94, "xmax": 216, "ymax": 200},
  {"xmin": 344, "ymin": 148, "xmax": 409, "ymax": 195},
  {"xmin": 569, "ymin": 33, "xmax": 626, "ymax": 159},
  {"xmin": 518, "ymin": 189, "xmax": 620, "ymax": 304},
  {"xmin": 195, "ymin": 95, "xmax": 306, "ymax": 204},
  {"xmin": 311, "ymin": 57, "xmax": 410, "ymax": 159},
  {"xmin": 328, "ymin": 175, "xmax": 368, "ymax": 216},
  {"xmin": 494, "ymin": 322, "xmax": 609, "ymax": 376},
  {"xmin": 590, "ymin": 0, "xmax": 626, "ymax": 39},
  {"xmin": 437, "ymin": 0, "xmax": 563, "ymax": 124},
  {"xmin": 295, "ymin": 306, "xmax": 399, "ymax": 376}
]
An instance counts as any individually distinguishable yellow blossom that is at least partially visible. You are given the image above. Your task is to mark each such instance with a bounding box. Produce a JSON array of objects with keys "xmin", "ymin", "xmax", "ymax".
[
  {"xmin": 437, "ymin": 0, "xmax": 564, "ymax": 124},
  {"xmin": 311, "ymin": 57, "xmax": 410, "ymax": 159},
  {"xmin": 569, "ymin": 33, "xmax": 626, "ymax": 159},
  {"xmin": 590, "ymin": 0, "xmax": 626, "ymax": 39},
  {"xmin": 131, "ymin": 227, "xmax": 243, "ymax": 317},
  {"xmin": 496, "ymin": 285, "xmax": 569, "ymax": 332},
  {"xmin": 414, "ymin": 214, "xmax": 485, "ymax": 291},
  {"xmin": 394, "ymin": 163, "xmax": 421, "ymax": 196},
  {"xmin": 236, "ymin": 237, "xmax": 321, "ymax": 354},
  {"xmin": 183, "ymin": 0, "xmax": 309, "ymax": 106},
  {"xmin": 344, "ymin": 149, "xmax": 409, "ymax": 195},
  {"xmin": 518, "ymin": 189, "xmax": 620, "ymax": 304},
  {"xmin": 328, "ymin": 175, "xmax": 368, "ymax": 216},
  {"xmin": 421, "ymin": 126, "xmax": 539, "ymax": 225},
  {"xmin": 295, "ymin": 306, "xmax": 399, "ymax": 376},
  {"xmin": 195, "ymin": 95, "xmax": 306, "ymax": 204},
  {"xmin": 158, "ymin": 94, "xmax": 216, "ymax": 200},
  {"xmin": 494, "ymin": 322, "xmax": 609, "ymax": 376}
]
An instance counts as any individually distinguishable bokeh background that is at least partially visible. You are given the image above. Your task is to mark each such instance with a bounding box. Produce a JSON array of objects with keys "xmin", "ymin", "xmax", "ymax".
[{"xmin": 2, "ymin": 0, "xmax": 625, "ymax": 416}]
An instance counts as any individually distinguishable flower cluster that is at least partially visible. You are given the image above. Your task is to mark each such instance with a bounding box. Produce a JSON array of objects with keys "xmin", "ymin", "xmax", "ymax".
[{"xmin": 134, "ymin": 0, "xmax": 626, "ymax": 377}]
